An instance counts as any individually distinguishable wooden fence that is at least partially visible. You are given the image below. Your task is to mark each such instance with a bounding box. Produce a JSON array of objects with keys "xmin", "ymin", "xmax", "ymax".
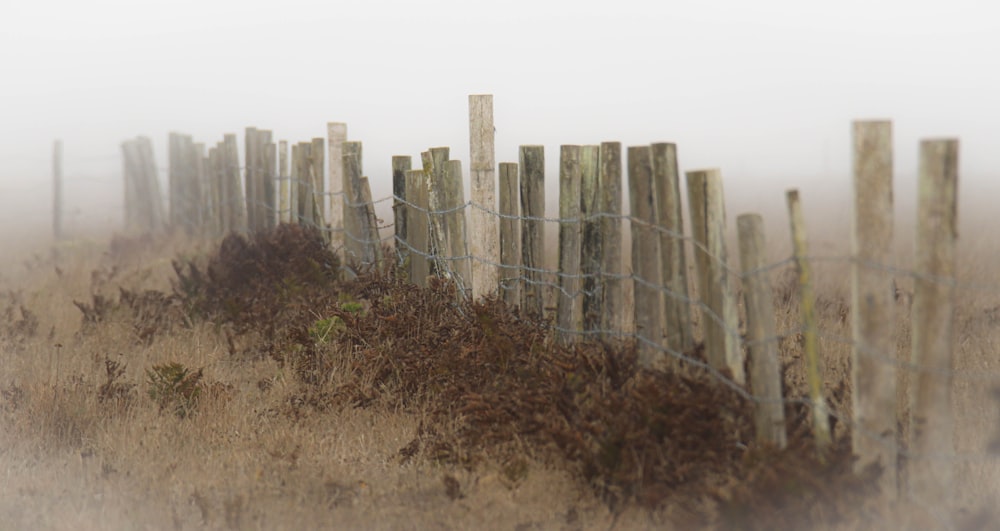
[{"xmin": 110, "ymin": 96, "xmax": 973, "ymax": 526}]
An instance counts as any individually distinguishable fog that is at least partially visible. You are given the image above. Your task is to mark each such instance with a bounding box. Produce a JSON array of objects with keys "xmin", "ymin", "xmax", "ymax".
[{"xmin": 2, "ymin": 0, "xmax": 998, "ymax": 238}]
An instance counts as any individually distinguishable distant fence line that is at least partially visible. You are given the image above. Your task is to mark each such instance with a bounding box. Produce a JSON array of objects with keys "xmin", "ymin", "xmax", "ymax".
[{"xmin": 49, "ymin": 95, "xmax": 988, "ymax": 527}]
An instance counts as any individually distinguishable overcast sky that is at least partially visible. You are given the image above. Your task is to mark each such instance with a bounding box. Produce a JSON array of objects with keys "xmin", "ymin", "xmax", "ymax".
[{"xmin": 1, "ymin": 0, "xmax": 998, "ymax": 233}]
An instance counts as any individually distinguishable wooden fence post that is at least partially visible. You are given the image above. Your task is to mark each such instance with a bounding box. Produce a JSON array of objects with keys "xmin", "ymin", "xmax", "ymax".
[
  {"xmin": 359, "ymin": 175, "xmax": 384, "ymax": 269},
  {"xmin": 52, "ymin": 140, "xmax": 62, "ymax": 240},
  {"xmin": 686, "ymin": 169, "xmax": 743, "ymax": 384},
  {"xmin": 193, "ymin": 142, "xmax": 206, "ymax": 234},
  {"xmin": 851, "ymin": 120, "xmax": 896, "ymax": 496},
  {"xmin": 136, "ymin": 136, "xmax": 166, "ymax": 233},
  {"xmin": 469, "ymin": 94, "xmax": 499, "ymax": 299},
  {"xmin": 628, "ymin": 146, "xmax": 664, "ymax": 367},
  {"xmin": 263, "ymin": 138, "xmax": 276, "ymax": 229},
  {"xmin": 405, "ymin": 168, "xmax": 431, "ymax": 287},
  {"xmin": 244, "ymin": 127, "xmax": 259, "ymax": 232},
  {"xmin": 909, "ymin": 138, "xmax": 959, "ymax": 526},
  {"xmin": 393, "ymin": 156, "xmax": 413, "ymax": 279},
  {"xmin": 787, "ymin": 189, "xmax": 832, "ymax": 453},
  {"xmin": 296, "ymin": 141, "xmax": 313, "ymax": 226},
  {"xmin": 169, "ymin": 132, "xmax": 182, "ymax": 229},
  {"xmin": 737, "ymin": 213, "xmax": 787, "ymax": 449},
  {"xmin": 327, "ymin": 123, "xmax": 347, "ymax": 254},
  {"xmin": 558, "ymin": 145, "xmax": 583, "ymax": 341},
  {"xmin": 434, "ymin": 157, "xmax": 471, "ymax": 295},
  {"xmin": 498, "ymin": 162, "xmax": 521, "ymax": 308},
  {"xmin": 580, "ymin": 145, "xmax": 602, "ymax": 333},
  {"xmin": 651, "ymin": 142, "xmax": 694, "ymax": 352},
  {"xmin": 342, "ymin": 141, "xmax": 370, "ymax": 267},
  {"xmin": 223, "ymin": 133, "xmax": 245, "ymax": 233},
  {"xmin": 209, "ymin": 143, "xmax": 224, "ymax": 235},
  {"xmin": 599, "ymin": 142, "xmax": 623, "ymax": 339},
  {"xmin": 310, "ymin": 137, "xmax": 326, "ymax": 230},
  {"xmin": 278, "ymin": 141, "xmax": 289, "ymax": 224},
  {"xmin": 519, "ymin": 145, "xmax": 545, "ymax": 317}
]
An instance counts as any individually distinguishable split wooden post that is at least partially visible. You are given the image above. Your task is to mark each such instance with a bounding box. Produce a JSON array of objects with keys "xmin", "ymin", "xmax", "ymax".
[
  {"xmin": 429, "ymin": 156, "xmax": 470, "ymax": 296},
  {"xmin": 469, "ymin": 94, "xmax": 499, "ymax": 299},
  {"xmin": 850, "ymin": 120, "xmax": 896, "ymax": 495},
  {"xmin": 628, "ymin": 146, "xmax": 664, "ymax": 367},
  {"xmin": 278, "ymin": 141, "xmax": 290, "ymax": 224},
  {"xmin": 787, "ymin": 190, "xmax": 831, "ymax": 453},
  {"xmin": 908, "ymin": 138, "xmax": 959, "ymax": 526},
  {"xmin": 599, "ymin": 142, "xmax": 624, "ymax": 339},
  {"xmin": 342, "ymin": 141, "xmax": 371, "ymax": 267},
  {"xmin": 651, "ymin": 143, "xmax": 694, "ymax": 352},
  {"xmin": 519, "ymin": 145, "xmax": 545, "ymax": 317},
  {"xmin": 580, "ymin": 145, "xmax": 602, "ymax": 333},
  {"xmin": 498, "ymin": 162, "xmax": 521, "ymax": 308},
  {"xmin": 557, "ymin": 145, "xmax": 583, "ymax": 341},
  {"xmin": 327, "ymin": 123, "xmax": 347, "ymax": 254},
  {"xmin": 244, "ymin": 127, "xmax": 259, "ymax": 231},
  {"xmin": 223, "ymin": 133, "xmax": 245, "ymax": 233},
  {"xmin": 405, "ymin": 168, "xmax": 431, "ymax": 287},
  {"xmin": 52, "ymin": 140, "xmax": 62, "ymax": 240},
  {"xmin": 686, "ymin": 169, "xmax": 743, "ymax": 384},
  {"xmin": 392, "ymin": 155, "xmax": 413, "ymax": 280},
  {"xmin": 359, "ymin": 175, "xmax": 384, "ymax": 270},
  {"xmin": 737, "ymin": 214, "xmax": 787, "ymax": 449}
]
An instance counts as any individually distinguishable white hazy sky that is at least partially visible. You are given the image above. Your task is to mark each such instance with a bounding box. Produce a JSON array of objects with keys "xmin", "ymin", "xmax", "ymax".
[{"xmin": 1, "ymin": 0, "xmax": 998, "ymax": 232}]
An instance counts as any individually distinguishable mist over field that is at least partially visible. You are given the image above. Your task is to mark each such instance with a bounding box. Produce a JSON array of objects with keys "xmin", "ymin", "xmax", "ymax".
[{"xmin": 2, "ymin": 0, "xmax": 999, "ymax": 244}]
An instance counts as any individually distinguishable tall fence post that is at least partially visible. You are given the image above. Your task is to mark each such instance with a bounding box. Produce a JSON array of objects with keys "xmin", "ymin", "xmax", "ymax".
[
  {"xmin": 469, "ymin": 94, "xmax": 499, "ymax": 300},
  {"xmin": 393, "ymin": 155, "xmax": 412, "ymax": 280},
  {"xmin": 244, "ymin": 127, "xmax": 259, "ymax": 232},
  {"xmin": 787, "ymin": 189, "xmax": 832, "ymax": 453},
  {"xmin": 558, "ymin": 145, "xmax": 583, "ymax": 342},
  {"xmin": 223, "ymin": 133, "xmax": 245, "ymax": 233},
  {"xmin": 519, "ymin": 145, "xmax": 545, "ymax": 317},
  {"xmin": 209, "ymin": 143, "xmax": 224, "ymax": 235},
  {"xmin": 342, "ymin": 141, "xmax": 372, "ymax": 268},
  {"xmin": 580, "ymin": 145, "xmax": 602, "ymax": 333},
  {"xmin": 52, "ymin": 140, "xmax": 62, "ymax": 240},
  {"xmin": 193, "ymin": 142, "xmax": 207, "ymax": 234},
  {"xmin": 498, "ymin": 162, "xmax": 521, "ymax": 308},
  {"xmin": 260, "ymin": 131, "xmax": 275, "ymax": 230},
  {"xmin": 908, "ymin": 138, "xmax": 959, "ymax": 527},
  {"xmin": 686, "ymin": 169, "xmax": 743, "ymax": 385},
  {"xmin": 599, "ymin": 142, "xmax": 623, "ymax": 339},
  {"xmin": 737, "ymin": 213, "xmax": 787, "ymax": 449},
  {"xmin": 310, "ymin": 137, "xmax": 326, "ymax": 230},
  {"xmin": 296, "ymin": 141, "xmax": 313, "ymax": 226},
  {"xmin": 136, "ymin": 136, "xmax": 166, "ymax": 233},
  {"xmin": 850, "ymin": 120, "xmax": 896, "ymax": 496},
  {"xmin": 327, "ymin": 123, "xmax": 347, "ymax": 255},
  {"xmin": 628, "ymin": 146, "xmax": 664, "ymax": 367},
  {"xmin": 405, "ymin": 168, "xmax": 431, "ymax": 287},
  {"xmin": 278, "ymin": 140, "xmax": 290, "ymax": 224},
  {"xmin": 651, "ymin": 142, "xmax": 693, "ymax": 352}
]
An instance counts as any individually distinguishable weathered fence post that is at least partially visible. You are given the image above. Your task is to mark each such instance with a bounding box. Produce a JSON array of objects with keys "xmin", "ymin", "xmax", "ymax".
[
  {"xmin": 209, "ymin": 143, "xmax": 223, "ymax": 235},
  {"xmin": 278, "ymin": 140, "xmax": 290, "ymax": 224},
  {"xmin": 436, "ymin": 158, "xmax": 471, "ymax": 295},
  {"xmin": 342, "ymin": 141, "xmax": 373, "ymax": 267},
  {"xmin": 628, "ymin": 144, "xmax": 664, "ymax": 344},
  {"xmin": 290, "ymin": 143, "xmax": 301, "ymax": 225},
  {"xmin": 851, "ymin": 120, "xmax": 896, "ymax": 496},
  {"xmin": 580, "ymin": 145, "xmax": 602, "ymax": 333},
  {"xmin": 136, "ymin": 136, "xmax": 166, "ymax": 232},
  {"xmin": 263, "ymin": 138, "xmax": 276, "ymax": 229},
  {"xmin": 558, "ymin": 145, "xmax": 583, "ymax": 341},
  {"xmin": 310, "ymin": 137, "xmax": 326, "ymax": 230},
  {"xmin": 737, "ymin": 214, "xmax": 787, "ymax": 449},
  {"xmin": 787, "ymin": 189, "xmax": 831, "ymax": 453},
  {"xmin": 469, "ymin": 94, "xmax": 499, "ymax": 299},
  {"xmin": 327, "ymin": 123, "xmax": 347, "ymax": 254},
  {"xmin": 358, "ymin": 175, "xmax": 383, "ymax": 270},
  {"xmin": 519, "ymin": 145, "xmax": 545, "ymax": 317},
  {"xmin": 193, "ymin": 142, "xmax": 207, "ymax": 234},
  {"xmin": 393, "ymin": 155, "xmax": 412, "ymax": 279},
  {"xmin": 628, "ymin": 146, "xmax": 664, "ymax": 367},
  {"xmin": 686, "ymin": 169, "xmax": 743, "ymax": 384},
  {"xmin": 405, "ymin": 168, "xmax": 431, "ymax": 287},
  {"xmin": 223, "ymin": 133, "xmax": 245, "ymax": 233},
  {"xmin": 651, "ymin": 142, "xmax": 693, "ymax": 352},
  {"xmin": 52, "ymin": 140, "xmax": 62, "ymax": 240},
  {"xmin": 169, "ymin": 132, "xmax": 182, "ymax": 229},
  {"xmin": 498, "ymin": 162, "xmax": 521, "ymax": 308},
  {"xmin": 245, "ymin": 128, "xmax": 261, "ymax": 232},
  {"xmin": 908, "ymin": 138, "xmax": 959, "ymax": 526},
  {"xmin": 599, "ymin": 142, "xmax": 623, "ymax": 339}
]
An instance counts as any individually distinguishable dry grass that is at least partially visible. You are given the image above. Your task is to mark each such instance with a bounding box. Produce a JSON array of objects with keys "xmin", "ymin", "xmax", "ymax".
[{"xmin": 1, "ymin": 218, "xmax": 998, "ymax": 530}]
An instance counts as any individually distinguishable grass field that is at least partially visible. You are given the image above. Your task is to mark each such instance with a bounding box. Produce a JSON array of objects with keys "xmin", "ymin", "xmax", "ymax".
[{"xmin": 1, "ymin": 212, "xmax": 998, "ymax": 530}]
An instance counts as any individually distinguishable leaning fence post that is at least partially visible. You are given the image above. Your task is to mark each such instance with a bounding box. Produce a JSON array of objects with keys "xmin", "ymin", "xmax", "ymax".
[
  {"xmin": 359, "ymin": 175, "xmax": 384, "ymax": 270},
  {"xmin": 651, "ymin": 142, "xmax": 694, "ymax": 352},
  {"xmin": 52, "ymin": 140, "xmax": 63, "ymax": 240},
  {"xmin": 599, "ymin": 142, "xmax": 623, "ymax": 339},
  {"xmin": 498, "ymin": 162, "xmax": 521, "ymax": 308},
  {"xmin": 851, "ymin": 120, "xmax": 897, "ymax": 496},
  {"xmin": 737, "ymin": 214, "xmax": 787, "ymax": 449},
  {"xmin": 469, "ymin": 94, "xmax": 500, "ymax": 300},
  {"xmin": 628, "ymin": 146, "xmax": 664, "ymax": 367},
  {"xmin": 557, "ymin": 145, "xmax": 583, "ymax": 342},
  {"xmin": 519, "ymin": 145, "xmax": 545, "ymax": 317},
  {"xmin": 686, "ymin": 169, "xmax": 743, "ymax": 384},
  {"xmin": 787, "ymin": 190, "xmax": 831, "ymax": 453},
  {"xmin": 393, "ymin": 156, "xmax": 413, "ymax": 280},
  {"xmin": 908, "ymin": 138, "xmax": 958, "ymax": 527},
  {"xmin": 580, "ymin": 145, "xmax": 602, "ymax": 333}
]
